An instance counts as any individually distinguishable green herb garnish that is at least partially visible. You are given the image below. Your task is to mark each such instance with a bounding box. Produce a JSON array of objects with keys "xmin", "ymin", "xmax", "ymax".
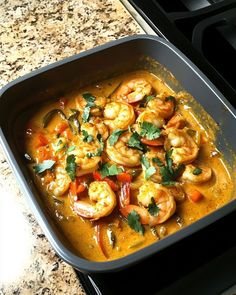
[
  {"xmin": 156, "ymin": 150, "xmax": 185, "ymax": 184},
  {"xmin": 34, "ymin": 160, "xmax": 56, "ymax": 174},
  {"xmin": 165, "ymin": 95, "xmax": 176, "ymax": 102},
  {"xmin": 127, "ymin": 132, "xmax": 145, "ymax": 151},
  {"xmin": 139, "ymin": 122, "xmax": 161, "ymax": 140},
  {"xmin": 152, "ymin": 157, "xmax": 164, "ymax": 167},
  {"xmin": 86, "ymin": 134, "xmax": 104, "ymax": 158},
  {"xmin": 67, "ymin": 146, "xmax": 76, "ymax": 153},
  {"xmin": 141, "ymin": 154, "xmax": 150, "ymax": 169},
  {"xmin": 146, "ymin": 95, "xmax": 155, "ymax": 103},
  {"xmin": 108, "ymin": 129, "xmax": 126, "ymax": 146},
  {"xmin": 192, "ymin": 167, "xmax": 202, "ymax": 175},
  {"xmin": 148, "ymin": 197, "xmax": 160, "ymax": 216},
  {"xmin": 65, "ymin": 154, "xmax": 76, "ymax": 181},
  {"xmin": 82, "ymin": 130, "xmax": 94, "ymax": 143},
  {"xmin": 141, "ymin": 155, "xmax": 156, "ymax": 180},
  {"xmin": 127, "ymin": 210, "xmax": 144, "ymax": 235},
  {"xmin": 99, "ymin": 163, "xmax": 124, "ymax": 179},
  {"xmin": 82, "ymin": 93, "xmax": 96, "ymax": 122}
]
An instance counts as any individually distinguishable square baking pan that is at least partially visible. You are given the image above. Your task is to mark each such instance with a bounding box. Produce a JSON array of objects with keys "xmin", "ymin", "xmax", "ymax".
[{"xmin": 0, "ymin": 35, "xmax": 235, "ymax": 273}]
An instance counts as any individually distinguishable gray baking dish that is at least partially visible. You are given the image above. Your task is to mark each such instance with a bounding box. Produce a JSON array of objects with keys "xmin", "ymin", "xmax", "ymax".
[{"xmin": 0, "ymin": 35, "xmax": 235, "ymax": 273}]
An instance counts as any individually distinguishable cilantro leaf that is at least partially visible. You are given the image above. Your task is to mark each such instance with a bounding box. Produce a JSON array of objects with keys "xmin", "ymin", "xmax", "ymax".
[
  {"xmin": 65, "ymin": 154, "xmax": 76, "ymax": 181},
  {"xmin": 139, "ymin": 122, "xmax": 161, "ymax": 140},
  {"xmin": 82, "ymin": 93, "xmax": 96, "ymax": 123},
  {"xmin": 145, "ymin": 166, "xmax": 156, "ymax": 180},
  {"xmin": 67, "ymin": 146, "xmax": 76, "ymax": 153},
  {"xmin": 34, "ymin": 160, "xmax": 56, "ymax": 174},
  {"xmin": 99, "ymin": 163, "xmax": 123, "ymax": 178},
  {"xmin": 173, "ymin": 164, "xmax": 185, "ymax": 179},
  {"xmin": 193, "ymin": 167, "xmax": 202, "ymax": 175},
  {"xmin": 141, "ymin": 155, "xmax": 150, "ymax": 169},
  {"xmin": 141, "ymin": 155, "xmax": 156, "ymax": 179},
  {"xmin": 152, "ymin": 157, "xmax": 164, "ymax": 167},
  {"xmin": 165, "ymin": 95, "xmax": 176, "ymax": 102},
  {"xmin": 127, "ymin": 210, "xmax": 144, "ymax": 235},
  {"xmin": 161, "ymin": 181, "xmax": 177, "ymax": 186},
  {"xmin": 148, "ymin": 197, "xmax": 160, "ymax": 216},
  {"xmin": 82, "ymin": 130, "xmax": 94, "ymax": 143},
  {"xmin": 159, "ymin": 150, "xmax": 185, "ymax": 184},
  {"xmin": 86, "ymin": 134, "xmax": 104, "ymax": 158},
  {"xmin": 146, "ymin": 95, "xmax": 155, "ymax": 103},
  {"xmin": 108, "ymin": 129, "xmax": 126, "ymax": 146},
  {"xmin": 127, "ymin": 132, "xmax": 145, "ymax": 151},
  {"xmin": 165, "ymin": 149, "xmax": 174, "ymax": 174}
]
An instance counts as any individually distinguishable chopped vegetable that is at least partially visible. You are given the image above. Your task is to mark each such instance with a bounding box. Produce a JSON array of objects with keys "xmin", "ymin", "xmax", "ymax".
[
  {"xmin": 94, "ymin": 222, "xmax": 108, "ymax": 258},
  {"xmin": 156, "ymin": 150, "xmax": 185, "ymax": 184},
  {"xmin": 148, "ymin": 197, "xmax": 160, "ymax": 216},
  {"xmin": 36, "ymin": 132, "xmax": 49, "ymax": 147},
  {"xmin": 68, "ymin": 110, "xmax": 80, "ymax": 134},
  {"xmin": 82, "ymin": 130, "xmax": 94, "ymax": 143},
  {"xmin": 65, "ymin": 154, "xmax": 76, "ymax": 181},
  {"xmin": 93, "ymin": 170, "xmax": 119, "ymax": 191},
  {"xmin": 140, "ymin": 154, "xmax": 150, "ymax": 169},
  {"xmin": 43, "ymin": 109, "xmax": 67, "ymax": 128},
  {"xmin": 141, "ymin": 155, "xmax": 156, "ymax": 180},
  {"xmin": 58, "ymin": 97, "xmax": 68, "ymax": 109},
  {"xmin": 119, "ymin": 181, "xmax": 131, "ymax": 208},
  {"xmin": 86, "ymin": 134, "xmax": 104, "ymax": 158},
  {"xmin": 67, "ymin": 146, "xmax": 76, "ymax": 153},
  {"xmin": 139, "ymin": 121, "xmax": 161, "ymax": 140},
  {"xmin": 99, "ymin": 163, "xmax": 123, "ymax": 179},
  {"xmin": 188, "ymin": 190, "xmax": 203, "ymax": 202},
  {"xmin": 192, "ymin": 167, "xmax": 202, "ymax": 175},
  {"xmin": 117, "ymin": 172, "xmax": 132, "ymax": 183},
  {"xmin": 82, "ymin": 93, "xmax": 96, "ymax": 122},
  {"xmin": 152, "ymin": 157, "xmax": 164, "ymax": 167},
  {"xmin": 141, "ymin": 137, "xmax": 164, "ymax": 146},
  {"xmin": 127, "ymin": 210, "xmax": 144, "ymax": 235},
  {"xmin": 108, "ymin": 129, "xmax": 126, "ymax": 146},
  {"xmin": 127, "ymin": 132, "xmax": 145, "ymax": 151},
  {"xmin": 34, "ymin": 160, "xmax": 56, "ymax": 174}
]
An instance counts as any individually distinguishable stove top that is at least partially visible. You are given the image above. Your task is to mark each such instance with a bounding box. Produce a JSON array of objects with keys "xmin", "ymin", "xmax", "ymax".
[
  {"xmin": 77, "ymin": 210, "xmax": 236, "ymax": 295},
  {"xmin": 76, "ymin": 1, "xmax": 236, "ymax": 293},
  {"xmin": 127, "ymin": 0, "xmax": 236, "ymax": 107}
]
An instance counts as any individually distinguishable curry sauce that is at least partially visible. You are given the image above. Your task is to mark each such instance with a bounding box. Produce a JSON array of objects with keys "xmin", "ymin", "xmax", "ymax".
[{"xmin": 24, "ymin": 70, "xmax": 233, "ymax": 261}]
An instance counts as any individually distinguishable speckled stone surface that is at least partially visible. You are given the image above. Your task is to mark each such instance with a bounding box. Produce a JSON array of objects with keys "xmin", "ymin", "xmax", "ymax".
[{"xmin": 0, "ymin": 1, "xmax": 143, "ymax": 294}]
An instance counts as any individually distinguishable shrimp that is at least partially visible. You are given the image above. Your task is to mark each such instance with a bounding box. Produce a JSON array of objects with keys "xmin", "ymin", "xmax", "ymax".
[
  {"xmin": 165, "ymin": 128, "xmax": 199, "ymax": 164},
  {"xmin": 120, "ymin": 181, "xmax": 176, "ymax": 226},
  {"xmin": 103, "ymin": 102, "xmax": 135, "ymax": 130},
  {"xmin": 47, "ymin": 166, "xmax": 71, "ymax": 197},
  {"xmin": 146, "ymin": 93, "xmax": 175, "ymax": 119},
  {"xmin": 68, "ymin": 139, "xmax": 101, "ymax": 176},
  {"xmin": 136, "ymin": 110, "xmax": 165, "ymax": 130},
  {"xmin": 166, "ymin": 183, "xmax": 185, "ymax": 202},
  {"xmin": 73, "ymin": 181, "xmax": 117, "ymax": 220},
  {"xmin": 115, "ymin": 78, "xmax": 152, "ymax": 103},
  {"xmin": 80, "ymin": 120, "xmax": 109, "ymax": 142},
  {"xmin": 106, "ymin": 132, "xmax": 141, "ymax": 167},
  {"xmin": 90, "ymin": 117, "xmax": 109, "ymax": 141},
  {"xmin": 165, "ymin": 113, "xmax": 186, "ymax": 129},
  {"xmin": 182, "ymin": 164, "xmax": 212, "ymax": 184},
  {"xmin": 76, "ymin": 94, "xmax": 107, "ymax": 116},
  {"xmin": 141, "ymin": 149, "xmax": 165, "ymax": 183}
]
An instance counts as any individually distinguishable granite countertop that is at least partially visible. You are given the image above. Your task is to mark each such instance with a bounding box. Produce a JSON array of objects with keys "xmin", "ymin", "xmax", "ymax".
[{"xmin": 0, "ymin": 1, "xmax": 143, "ymax": 294}]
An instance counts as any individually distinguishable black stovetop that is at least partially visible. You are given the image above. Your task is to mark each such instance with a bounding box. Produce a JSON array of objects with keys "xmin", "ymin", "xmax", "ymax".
[
  {"xmin": 76, "ymin": 1, "xmax": 236, "ymax": 294},
  {"xmin": 77, "ymin": 210, "xmax": 236, "ymax": 295}
]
